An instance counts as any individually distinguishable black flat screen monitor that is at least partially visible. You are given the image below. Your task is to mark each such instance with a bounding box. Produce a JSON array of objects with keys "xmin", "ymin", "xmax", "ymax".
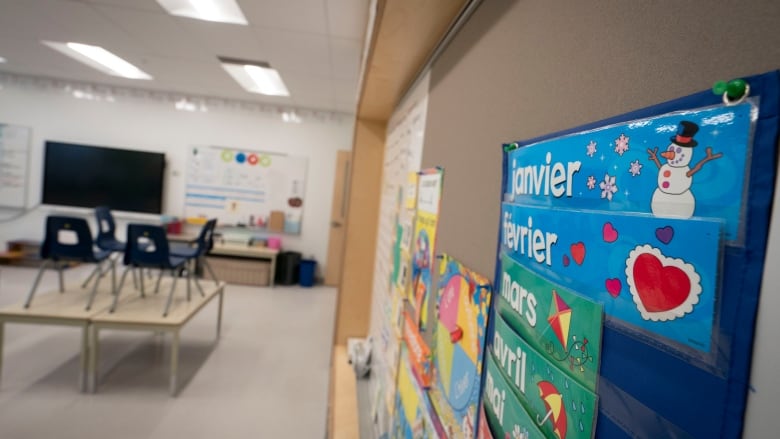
[{"xmin": 42, "ymin": 141, "xmax": 165, "ymax": 214}]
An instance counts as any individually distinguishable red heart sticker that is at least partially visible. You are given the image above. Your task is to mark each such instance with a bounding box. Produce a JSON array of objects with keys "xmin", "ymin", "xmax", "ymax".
[
  {"xmin": 602, "ymin": 222, "xmax": 618, "ymax": 243},
  {"xmin": 570, "ymin": 242, "xmax": 586, "ymax": 265},
  {"xmin": 605, "ymin": 278, "xmax": 621, "ymax": 297},
  {"xmin": 632, "ymin": 253, "xmax": 691, "ymax": 312}
]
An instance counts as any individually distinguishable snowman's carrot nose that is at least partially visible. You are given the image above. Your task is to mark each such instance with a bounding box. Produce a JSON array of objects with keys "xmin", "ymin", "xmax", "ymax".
[{"xmin": 661, "ymin": 151, "xmax": 676, "ymax": 160}]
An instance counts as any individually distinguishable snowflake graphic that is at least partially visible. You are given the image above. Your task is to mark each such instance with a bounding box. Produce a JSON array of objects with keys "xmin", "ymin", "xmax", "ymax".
[
  {"xmin": 599, "ymin": 174, "xmax": 618, "ymax": 201},
  {"xmin": 614, "ymin": 133, "xmax": 630, "ymax": 156},
  {"xmin": 586, "ymin": 141, "xmax": 597, "ymax": 157},
  {"xmin": 586, "ymin": 175, "xmax": 596, "ymax": 190},
  {"xmin": 628, "ymin": 160, "xmax": 643, "ymax": 176}
]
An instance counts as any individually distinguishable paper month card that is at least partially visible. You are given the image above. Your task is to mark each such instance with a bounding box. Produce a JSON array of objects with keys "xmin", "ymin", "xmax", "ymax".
[
  {"xmin": 497, "ymin": 254, "xmax": 603, "ymax": 392},
  {"xmin": 429, "ymin": 255, "xmax": 493, "ymax": 438},
  {"xmin": 504, "ymin": 103, "xmax": 754, "ymax": 243},
  {"xmin": 500, "ymin": 202, "xmax": 722, "ymax": 352},
  {"xmin": 490, "ymin": 314, "xmax": 598, "ymax": 439},
  {"xmin": 392, "ymin": 345, "xmax": 442, "ymax": 439}
]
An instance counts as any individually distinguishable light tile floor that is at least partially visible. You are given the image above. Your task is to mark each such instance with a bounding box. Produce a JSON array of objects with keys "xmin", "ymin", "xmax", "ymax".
[{"xmin": 0, "ymin": 265, "xmax": 336, "ymax": 439}]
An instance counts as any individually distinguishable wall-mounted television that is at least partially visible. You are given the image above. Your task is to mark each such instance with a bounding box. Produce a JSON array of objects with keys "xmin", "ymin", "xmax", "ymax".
[{"xmin": 42, "ymin": 141, "xmax": 166, "ymax": 214}]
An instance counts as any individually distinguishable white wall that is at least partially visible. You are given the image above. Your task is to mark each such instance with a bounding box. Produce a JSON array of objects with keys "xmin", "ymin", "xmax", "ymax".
[{"xmin": 0, "ymin": 79, "xmax": 355, "ymax": 274}]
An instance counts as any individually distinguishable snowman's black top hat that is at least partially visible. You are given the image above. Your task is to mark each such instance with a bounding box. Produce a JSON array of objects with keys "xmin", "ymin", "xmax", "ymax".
[{"xmin": 670, "ymin": 121, "xmax": 699, "ymax": 147}]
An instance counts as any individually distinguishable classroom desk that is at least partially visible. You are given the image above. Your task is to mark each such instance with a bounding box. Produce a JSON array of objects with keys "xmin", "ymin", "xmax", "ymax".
[
  {"xmin": 208, "ymin": 243, "xmax": 279, "ymax": 287},
  {"xmin": 0, "ymin": 280, "xmax": 132, "ymax": 392},
  {"xmin": 89, "ymin": 279, "xmax": 225, "ymax": 396}
]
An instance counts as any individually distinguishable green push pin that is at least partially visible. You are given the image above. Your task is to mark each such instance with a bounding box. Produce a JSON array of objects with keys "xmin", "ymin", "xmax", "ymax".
[
  {"xmin": 712, "ymin": 80, "xmax": 728, "ymax": 96},
  {"xmin": 503, "ymin": 142, "xmax": 519, "ymax": 152},
  {"xmin": 726, "ymin": 79, "xmax": 747, "ymax": 100}
]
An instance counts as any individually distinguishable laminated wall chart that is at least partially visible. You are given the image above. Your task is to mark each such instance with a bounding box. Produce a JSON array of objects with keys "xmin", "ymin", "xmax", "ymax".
[
  {"xmin": 183, "ymin": 146, "xmax": 307, "ymax": 233},
  {"xmin": 486, "ymin": 71, "xmax": 780, "ymax": 439},
  {"xmin": 0, "ymin": 124, "xmax": 31, "ymax": 208}
]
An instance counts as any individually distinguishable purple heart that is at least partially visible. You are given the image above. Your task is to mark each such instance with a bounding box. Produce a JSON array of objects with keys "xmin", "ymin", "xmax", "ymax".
[{"xmin": 656, "ymin": 226, "xmax": 674, "ymax": 244}]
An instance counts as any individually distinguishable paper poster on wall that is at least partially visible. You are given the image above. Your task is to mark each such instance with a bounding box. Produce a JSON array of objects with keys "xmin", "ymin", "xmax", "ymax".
[
  {"xmin": 491, "ymin": 314, "xmax": 599, "ymax": 439},
  {"xmin": 504, "ymin": 104, "xmax": 754, "ymax": 244},
  {"xmin": 429, "ymin": 255, "xmax": 493, "ymax": 438},
  {"xmin": 184, "ymin": 146, "xmax": 307, "ymax": 233},
  {"xmin": 0, "ymin": 124, "xmax": 31, "ymax": 208},
  {"xmin": 497, "ymin": 254, "xmax": 603, "ymax": 391},
  {"xmin": 392, "ymin": 345, "xmax": 442, "ymax": 439},
  {"xmin": 410, "ymin": 167, "xmax": 444, "ymax": 327}
]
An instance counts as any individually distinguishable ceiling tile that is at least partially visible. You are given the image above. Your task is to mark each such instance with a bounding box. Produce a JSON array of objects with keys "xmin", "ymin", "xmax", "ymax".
[
  {"xmin": 240, "ymin": 0, "xmax": 328, "ymax": 35},
  {"xmin": 326, "ymin": 0, "xmax": 370, "ymax": 39},
  {"xmin": 177, "ymin": 18, "xmax": 271, "ymax": 62},
  {"xmin": 254, "ymin": 28, "xmax": 330, "ymax": 76},
  {"xmin": 329, "ymin": 37, "xmax": 361, "ymax": 80},
  {"xmin": 82, "ymin": 0, "xmax": 163, "ymax": 12}
]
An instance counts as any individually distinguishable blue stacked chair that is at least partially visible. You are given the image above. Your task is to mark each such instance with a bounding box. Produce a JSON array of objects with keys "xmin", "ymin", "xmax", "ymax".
[
  {"xmin": 25, "ymin": 215, "xmax": 114, "ymax": 310},
  {"xmin": 170, "ymin": 218, "xmax": 219, "ymax": 284}
]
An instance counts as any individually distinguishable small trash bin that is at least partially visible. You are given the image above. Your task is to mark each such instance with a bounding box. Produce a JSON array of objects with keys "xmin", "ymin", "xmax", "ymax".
[
  {"xmin": 299, "ymin": 259, "xmax": 317, "ymax": 287},
  {"xmin": 276, "ymin": 251, "xmax": 301, "ymax": 285}
]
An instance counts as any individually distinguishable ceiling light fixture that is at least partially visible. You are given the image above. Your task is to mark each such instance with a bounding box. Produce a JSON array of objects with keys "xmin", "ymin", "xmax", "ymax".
[
  {"xmin": 43, "ymin": 41, "xmax": 152, "ymax": 80},
  {"xmin": 219, "ymin": 57, "xmax": 290, "ymax": 96},
  {"xmin": 156, "ymin": 0, "xmax": 248, "ymax": 25},
  {"xmin": 0, "ymin": 56, "xmax": 6, "ymax": 63}
]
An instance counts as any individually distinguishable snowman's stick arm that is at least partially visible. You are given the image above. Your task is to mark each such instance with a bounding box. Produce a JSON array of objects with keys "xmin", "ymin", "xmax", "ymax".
[
  {"xmin": 687, "ymin": 147, "xmax": 723, "ymax": 177},
  {"xmin": 647, "ymin": 147, "xmax": 662, "ymax": 169}
]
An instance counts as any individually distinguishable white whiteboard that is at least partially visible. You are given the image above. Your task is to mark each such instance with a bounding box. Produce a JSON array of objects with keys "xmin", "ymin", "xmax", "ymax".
[
  {"xmin": 0, "ymin": 124, "xmax": 31, "ymax": 208},
  {"xmin": 183, "ymin": 146, "xmax": 307, "ymax": 233}
]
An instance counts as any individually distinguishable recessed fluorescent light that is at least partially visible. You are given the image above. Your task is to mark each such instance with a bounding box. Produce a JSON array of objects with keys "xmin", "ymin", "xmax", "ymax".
[
  {"xmin": 156, "ymin": 0, "xmax": 248, "ymax": 25},
  {"xmin": 43, "ymin": 41, "xmax": 152, "ymax": 80},
  {"xmin": 219, "ymin": 58, "xmax": 290, "ymax": 96},
  {"xmin": 0, "ymin": 56, "xmax": 6, "ymax": 63}
]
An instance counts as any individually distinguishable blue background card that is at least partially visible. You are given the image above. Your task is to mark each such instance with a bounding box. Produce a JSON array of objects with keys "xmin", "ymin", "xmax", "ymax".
[
  {"xmin": 504, "ymin": 103, "xmax": 753, "ymax": 243},
  {"xmin": 500, "ymin": 202, "xmax": 722, "ymax": 352}
]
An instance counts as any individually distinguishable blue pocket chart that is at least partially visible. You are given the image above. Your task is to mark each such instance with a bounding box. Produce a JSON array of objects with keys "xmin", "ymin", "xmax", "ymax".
[{"xmin": 490, "ymin": 71, "xmax": 780, "ymax": 438}]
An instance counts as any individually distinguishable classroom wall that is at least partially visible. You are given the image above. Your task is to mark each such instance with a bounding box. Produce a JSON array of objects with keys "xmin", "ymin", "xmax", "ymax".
[
  {"xmin": 0, "ymin": 77, "xmax": 355, "ymax": 272},
  {"xmin": 420, "ymin": 0, "xmax": 780, "ymax": 436}
]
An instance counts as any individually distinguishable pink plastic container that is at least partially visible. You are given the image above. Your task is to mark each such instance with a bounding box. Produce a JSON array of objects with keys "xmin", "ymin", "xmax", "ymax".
[{"xmin": 267, "ymin": 236, "xmax": 282, "ymax": 249}]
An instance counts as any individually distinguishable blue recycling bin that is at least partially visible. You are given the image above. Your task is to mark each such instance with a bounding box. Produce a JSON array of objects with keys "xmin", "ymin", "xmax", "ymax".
[{"xmin": 299, "ymin": 259, "xmax": 317, "ymax": 287}]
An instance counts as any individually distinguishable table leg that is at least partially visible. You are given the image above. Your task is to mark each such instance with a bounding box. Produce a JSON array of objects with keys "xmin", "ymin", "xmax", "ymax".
[
  {"xmin": 80, "ymin": 323, "xmax": 89, "ymax": 392},
  {"xmin": 170, "ymin": 330, "xmax": 179, "ymax": 396},
  {"xmin": 0, "ymin": 321, "xmax": 4, "ymax": 388},
  {"xmin": 270, "ymin": 256, "xmax": 276, "ymax": 288},
  {"xmin": 217, "ymin": 288, "xmax": 224, "ymax": 338},
  {"xmin": 89, "ymin": 325, "xmax": 99, "ymax": 393}
]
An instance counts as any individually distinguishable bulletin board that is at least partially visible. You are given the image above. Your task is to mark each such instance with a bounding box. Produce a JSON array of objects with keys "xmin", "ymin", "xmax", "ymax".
[
  {"xmin": 183, "ymin": 146, "xmax": 307, "ymax": 233},
  {"xmin": 0, "ymin": 123, "xmax": 31, "ymax": 208},
  {"xmin": 489, "ymin": 71, "xmax": 780, "ymax": 439}
]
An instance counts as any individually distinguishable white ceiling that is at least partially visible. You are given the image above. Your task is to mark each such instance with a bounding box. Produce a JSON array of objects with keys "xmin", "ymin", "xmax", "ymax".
[{"xmin": 0, "ymin": 0, "xmax": 370, "ymax": 113}]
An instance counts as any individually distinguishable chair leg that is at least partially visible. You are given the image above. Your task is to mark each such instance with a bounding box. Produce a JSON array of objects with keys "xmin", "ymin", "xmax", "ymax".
[
  {"xmin": 203, "ymin": 258, "xmax": 219, "ymax": 285},
  {"xmin": 81, "ymin": 261, "xmax": 103, "ymax": 289},
  {"xmin": 163, "ymin": 270, "xmax": 179, "ymax": 317},
  {"xmin": 194, "ymin": 272, "xmax": 206, "ymax": 298},
  {"xmin": 155, "ymin": 269, "xmax": 164, "ymax": 294},
  {"xmin": 110, "ymin": 259, "xmax": 116, "ymax": 295},
  {"xmin": 132, "ymin": 268, "xmax": 138, "ymax": 289},
  {"xmin": 85, "ymin": 263, "xmax": 104, "ymax": 311},
  {"xmin": 111, "ymin": 267, "xmax": 132, "ymax": 313},
  {"xmin": 186, "ymin": 263, "xmax": 192, "ymax": 301},
  {"xmin": 81, "ymin": 263, "xmax": 98, "ymax": 288},
  {"xmin": 57, "ymin": 263, "xmax": 65, "ymax": 292},
  {"xmin": 24, "ymin": 260, "xmax": 50, "ymax": 309},
  {"xmin": 139, "ymin": 270, "xmax": 146, "ymax": 298}
]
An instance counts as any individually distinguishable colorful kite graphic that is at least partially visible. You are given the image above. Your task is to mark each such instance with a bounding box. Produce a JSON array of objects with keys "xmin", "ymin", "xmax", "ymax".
[{"xmin": 548, "ymin": 291, "xmax": 572, "ymax": 350}]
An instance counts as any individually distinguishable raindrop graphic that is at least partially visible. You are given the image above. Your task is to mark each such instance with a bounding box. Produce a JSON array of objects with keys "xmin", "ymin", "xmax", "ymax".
[
  {"xmin": 581, "ymin": 402, "xmax": 585, "ymax": 414},
  {"xmin": 572, "ymin": 401, "xmax": 577, "ymax": 411},
  {"xmin": 579, "ymin": 421, "xmax": 584, "ymax": 432},
  {"xmin": 565, "ymin": 379, "xmax": 569, "ymax": 389}
]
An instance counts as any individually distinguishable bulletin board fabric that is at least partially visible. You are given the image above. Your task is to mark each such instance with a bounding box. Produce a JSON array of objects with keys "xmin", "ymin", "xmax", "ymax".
[
  {"xmin": 183, "ymin": 146, "xmax": 307, "ymax": 232},
  {"xmin": 493, "ymin": 70, "xmax": 779, "ymax": 438},
  {"xmin": 0, "ymin": 123, "xmax": 31, "ymax": 208}
]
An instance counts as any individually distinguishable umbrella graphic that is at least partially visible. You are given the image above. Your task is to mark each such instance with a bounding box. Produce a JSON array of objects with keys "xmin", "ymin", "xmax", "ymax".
[
  {"xmin": 547, "ymin": 290, "xmax": 572, "ymax": 350},
  {"xmin": 536, "ymin": 381, "xmax": 567, "ymax": 439}
]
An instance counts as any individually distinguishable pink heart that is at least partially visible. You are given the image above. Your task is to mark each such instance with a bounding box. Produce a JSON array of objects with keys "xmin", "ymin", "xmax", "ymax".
[
  {"xmin": 563, "ymin": 254, "xmax": 570, "ymax": 267},
  {"xmin": 602, "ymin": 222, "xmax": 618, "ymax": 243},
  {"xmin": 606, "ymin": 278, "xmax": 622, "ymax": 297}
]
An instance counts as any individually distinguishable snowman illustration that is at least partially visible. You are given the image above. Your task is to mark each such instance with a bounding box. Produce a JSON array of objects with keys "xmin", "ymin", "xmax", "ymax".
[{"xmin": 647, "ymin": 121, "xmax": 723, "ymax": 218}]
